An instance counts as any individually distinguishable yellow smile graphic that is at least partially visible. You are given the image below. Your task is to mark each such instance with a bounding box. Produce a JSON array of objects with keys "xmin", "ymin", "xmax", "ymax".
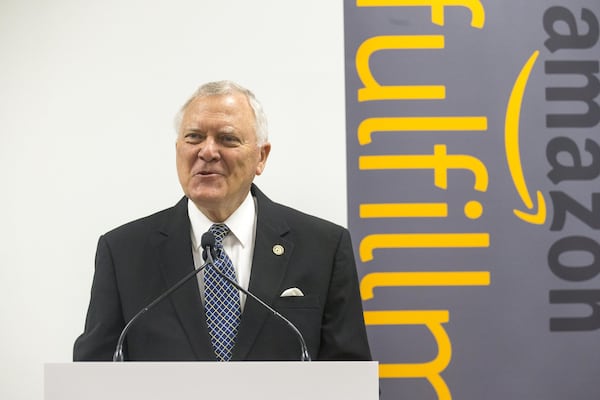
[{"xmin": 505, "ymin": 50, "xmax": 546, "ymax": 225}]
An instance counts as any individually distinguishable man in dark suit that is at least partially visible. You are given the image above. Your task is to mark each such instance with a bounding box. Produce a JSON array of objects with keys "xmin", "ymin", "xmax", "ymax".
[{"xmin": 73, "ymin": 80, "xmax": 372, "ymax": 362}]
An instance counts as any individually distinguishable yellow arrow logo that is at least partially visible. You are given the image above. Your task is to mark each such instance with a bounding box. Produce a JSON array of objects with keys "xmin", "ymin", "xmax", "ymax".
[{"xmin": 505, "ymin": 50, "xmax": 547, "ymax": 225}]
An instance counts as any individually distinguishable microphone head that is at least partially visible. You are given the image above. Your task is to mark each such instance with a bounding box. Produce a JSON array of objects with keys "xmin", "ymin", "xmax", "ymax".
[{"xmin": 201, "ymin": 231, "xmax": 217, "ymax": 261}]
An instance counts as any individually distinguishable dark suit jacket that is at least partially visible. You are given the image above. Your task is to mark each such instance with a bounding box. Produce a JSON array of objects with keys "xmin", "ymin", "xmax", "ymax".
[{"xmin": 73, "ymin": 185, "xmax": 372, "ymax": 361}]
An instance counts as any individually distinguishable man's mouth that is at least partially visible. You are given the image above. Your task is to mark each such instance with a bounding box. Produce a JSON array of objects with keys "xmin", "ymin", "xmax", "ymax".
[{"xmin": 195, "ymin": 170, "xmax": 220, "ymax": 177}]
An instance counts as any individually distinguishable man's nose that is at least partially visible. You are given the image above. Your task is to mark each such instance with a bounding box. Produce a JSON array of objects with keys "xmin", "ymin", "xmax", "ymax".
[{"xmin": 198, "ymin": 137, "xmax": 220, "ymax": 161}]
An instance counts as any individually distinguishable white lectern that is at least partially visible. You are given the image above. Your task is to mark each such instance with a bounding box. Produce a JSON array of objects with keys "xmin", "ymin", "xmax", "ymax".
[{"xmin": 45, "ymin": 361, "xmax": 378, "ymax": 400}]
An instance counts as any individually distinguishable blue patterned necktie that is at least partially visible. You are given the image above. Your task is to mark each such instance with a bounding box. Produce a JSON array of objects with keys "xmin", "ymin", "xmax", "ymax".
[{"xmin": 204, "ymin": 223, "xmax": 241, "ymax": 361}]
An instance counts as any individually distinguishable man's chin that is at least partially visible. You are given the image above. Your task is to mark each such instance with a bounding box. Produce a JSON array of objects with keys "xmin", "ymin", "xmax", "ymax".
[{"xmin": 188, "ymin": 193, "xmax": 224, "ymax": 205}]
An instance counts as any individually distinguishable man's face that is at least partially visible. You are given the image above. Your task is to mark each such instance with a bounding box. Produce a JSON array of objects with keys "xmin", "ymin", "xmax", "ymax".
[{"xmin": 176, "ymin": 92, "xmax": 270, "ymax": 221}]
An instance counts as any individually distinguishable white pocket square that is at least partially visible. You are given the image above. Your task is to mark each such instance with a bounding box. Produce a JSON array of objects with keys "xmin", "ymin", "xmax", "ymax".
[{"xmin": 280, "ymin": 287, "xmax": 304, "ymax": 297}]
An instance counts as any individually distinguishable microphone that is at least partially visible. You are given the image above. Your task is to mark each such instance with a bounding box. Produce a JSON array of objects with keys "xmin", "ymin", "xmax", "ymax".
[
  {"xmin": 205, "ymin": 244, "xmax": 312, "ymax": 362},
  {"xmin": 112, "ymin": 232, "xmax": 216, "ymax": 362}
]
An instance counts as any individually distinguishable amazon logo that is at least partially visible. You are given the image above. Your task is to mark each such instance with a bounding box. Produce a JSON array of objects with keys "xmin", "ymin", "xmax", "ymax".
[{"xmin": 536, "ymin": 6, "xmax": 600, "ymax": 333}]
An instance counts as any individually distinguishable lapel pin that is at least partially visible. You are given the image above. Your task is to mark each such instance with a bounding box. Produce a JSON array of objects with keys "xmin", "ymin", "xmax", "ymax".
[{"xmin": 272, "ymin": 244, "xmax": 285, "ymax": 256}]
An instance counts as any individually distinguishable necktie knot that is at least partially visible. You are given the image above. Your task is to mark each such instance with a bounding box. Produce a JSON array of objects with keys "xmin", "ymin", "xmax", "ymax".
[{"xmin": 210, "ymin": 223, "xmax": 230, "ymax": 247}]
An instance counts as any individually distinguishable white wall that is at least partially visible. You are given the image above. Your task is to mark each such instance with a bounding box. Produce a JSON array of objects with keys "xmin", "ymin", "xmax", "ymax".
[{"xmin": 0, "ymin": 1, "xmax": 347, "ymax": 398}]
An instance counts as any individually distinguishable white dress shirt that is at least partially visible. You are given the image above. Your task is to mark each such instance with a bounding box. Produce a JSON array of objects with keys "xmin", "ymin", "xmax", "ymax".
[{"xmin": 188, "ymin": 192, "xmax": 257, "ymax": 310}]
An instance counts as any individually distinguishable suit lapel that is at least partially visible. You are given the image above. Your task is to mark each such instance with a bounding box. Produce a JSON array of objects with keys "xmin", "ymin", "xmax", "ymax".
[
  {"xmin": 154, "ymin": 197, "xmax": 216, "ymax": 361},
  {"xmin": 231, "ymin": 186, "xmax": 294, "ymax": 360}
]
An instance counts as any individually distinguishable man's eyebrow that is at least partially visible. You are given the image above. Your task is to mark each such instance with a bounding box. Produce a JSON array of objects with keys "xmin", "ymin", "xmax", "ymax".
[{"xmin": 218, "ymin": 126, "xmax": 236, "ymax": 134}]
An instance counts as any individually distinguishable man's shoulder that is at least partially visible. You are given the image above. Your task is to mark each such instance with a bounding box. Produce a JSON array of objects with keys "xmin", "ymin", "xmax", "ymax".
[
  {"xmin": 270, "ymin": 201, "xmax": 343, "ymax": 230},
  {"xmin": 254, "ymin": 186, "xmax": 346, "ymax": 235},
  {"xmin": 102, "ymin": 197, "xmax": 187, "ymax": 240}
]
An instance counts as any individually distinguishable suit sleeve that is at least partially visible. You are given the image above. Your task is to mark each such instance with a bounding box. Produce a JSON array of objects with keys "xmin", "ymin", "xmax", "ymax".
[
  {"xmin": 73, "ymin": 235, "xmax": 126, "ymax": 361},
  {"xmin": 317, "ymin": 228, "xmax": 372, "ymax": 361}
]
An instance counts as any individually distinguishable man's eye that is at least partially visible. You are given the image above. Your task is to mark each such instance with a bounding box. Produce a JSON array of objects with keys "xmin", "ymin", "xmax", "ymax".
[
  {"xmin": 184, "ymin": 133, "xmax": 203, "ymax": 143},
  {"xmin": 221, "ymin": 135, "xmax": 242, "ymax": 146}
]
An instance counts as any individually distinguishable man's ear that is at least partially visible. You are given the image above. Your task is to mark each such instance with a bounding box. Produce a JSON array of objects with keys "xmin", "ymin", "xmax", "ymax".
[{"xmin": 256, "ymin": 142, "xmax": 271, "ymax": 175}]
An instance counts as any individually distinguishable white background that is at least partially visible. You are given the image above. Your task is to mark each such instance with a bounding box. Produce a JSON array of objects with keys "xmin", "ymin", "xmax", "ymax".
[{"xmin": 0, "ymin": 1, "xmax": 348, "ymax": 398}]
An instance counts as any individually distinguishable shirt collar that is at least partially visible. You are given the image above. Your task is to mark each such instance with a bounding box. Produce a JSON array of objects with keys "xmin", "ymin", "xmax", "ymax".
[{"xmin": 188, "ymin": 192, "xmax": 256, "ymax": 250}]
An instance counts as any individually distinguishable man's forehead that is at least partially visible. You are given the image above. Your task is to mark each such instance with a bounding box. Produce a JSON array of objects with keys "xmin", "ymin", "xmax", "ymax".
[
  {"xmin": 180, "ymin": 95, "xmax": 255, "ymax": 134},
  {"xmin": 184, "ymin": 93, "xmax": 251, "ymax": 116}
]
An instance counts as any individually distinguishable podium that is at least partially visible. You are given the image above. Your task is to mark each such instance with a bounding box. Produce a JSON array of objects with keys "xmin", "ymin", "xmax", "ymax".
[{"xmin": 45, "ymin": 361, "xmax": 378, "ymax": 400}]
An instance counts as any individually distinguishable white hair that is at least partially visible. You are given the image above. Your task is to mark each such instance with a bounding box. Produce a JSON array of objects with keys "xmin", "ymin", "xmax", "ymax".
[{"xmin": 174, "ymin": 80, "xmax": 269, "ymax": 146}]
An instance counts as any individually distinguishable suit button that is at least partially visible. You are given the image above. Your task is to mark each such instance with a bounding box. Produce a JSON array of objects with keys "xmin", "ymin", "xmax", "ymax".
[{"xmin": 272, "ymin": 244, "xmax": 284, "ymax": 256}]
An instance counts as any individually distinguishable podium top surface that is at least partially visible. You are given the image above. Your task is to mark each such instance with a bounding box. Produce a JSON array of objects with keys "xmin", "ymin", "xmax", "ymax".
[{"xmin": 45, "ymin": 361, "xmax": 379, "ymax": 400}]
